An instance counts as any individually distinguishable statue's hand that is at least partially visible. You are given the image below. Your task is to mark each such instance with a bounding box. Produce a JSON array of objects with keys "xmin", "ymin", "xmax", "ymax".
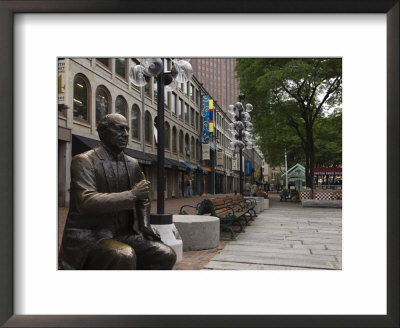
[
  {"xmin": 131, "ymin": 179, "xmax": 150, "ymax": 200},
  {"xmin": 142, "ymin": 226, "xmax": 162, "ymax": 242}
]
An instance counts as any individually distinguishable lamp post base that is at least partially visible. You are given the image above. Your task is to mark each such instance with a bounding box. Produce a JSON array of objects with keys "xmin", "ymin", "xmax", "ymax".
[
  {"xmin": 150, "ymin": 213, "xmax": 173, "ymax": 225},
  {"xmin": 150, "ymin": 214, "xmax": 183, "ymax": 262}
]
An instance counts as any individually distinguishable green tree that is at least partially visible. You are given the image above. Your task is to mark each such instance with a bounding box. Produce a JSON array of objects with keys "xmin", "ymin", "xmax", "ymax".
[
  {"xmin": 236, "ymin": 58, "xmax": 342, "ymax": 187},
  {"xmin": 314, "ymin": 108, "xmax": 342, "ymax": 167}
]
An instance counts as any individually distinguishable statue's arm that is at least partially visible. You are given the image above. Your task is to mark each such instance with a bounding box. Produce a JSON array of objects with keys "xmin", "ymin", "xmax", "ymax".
[
  {"xmin": 132, "ymin": 166, "xmax": 151, "ymax": 229},
  {"xmin": 72, "ymin": 156, "xmax": 136, "ymax": 214}
]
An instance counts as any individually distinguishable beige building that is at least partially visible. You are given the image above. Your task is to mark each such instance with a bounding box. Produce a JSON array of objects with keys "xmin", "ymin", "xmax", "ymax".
[
  {"xmin": 58, "ymin": 58, "xmax": 240, "ymax": 207},
  {"xmin": 58, "ymin": 58, "xmax": 206, "ymax": 207}
]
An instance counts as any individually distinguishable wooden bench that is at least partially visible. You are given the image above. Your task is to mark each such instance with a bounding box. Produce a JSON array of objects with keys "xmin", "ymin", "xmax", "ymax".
[
  {"xmin": 203, "ymin": 198, "xmax": 244, "ymax": 239},
  {"xmin": 220, "ymin": 196, "xmax": 253, "ymax": 227},
  {"xmin": 230, "ymin": 195, "xmax": 257, "ymax": 220},
  {"xmin": 179, "ymin": 198, "xmax": 237, "ymax": 239},
  {"xmin": 178, "ymin": 195, "xmax": 257, "ymax": 239},
  {"xmin": 179, "ymin": 200, "xmax": 210, "ymax": 216}
]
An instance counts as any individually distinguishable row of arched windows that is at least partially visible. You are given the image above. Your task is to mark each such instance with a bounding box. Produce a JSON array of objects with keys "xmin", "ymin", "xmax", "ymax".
[
  {"xmin": 163, "ymin": 125, "xmax": 200, "ymax": 158},
  {"xmin": 72, "ymin": 73, "xmax": 200, "ymax": 159}
]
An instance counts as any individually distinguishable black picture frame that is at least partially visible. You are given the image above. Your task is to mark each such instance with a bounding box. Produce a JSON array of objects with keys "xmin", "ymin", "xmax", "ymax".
[{"xmin": 0, "ymin": 1, "xmax": 398, "ymax": 327}]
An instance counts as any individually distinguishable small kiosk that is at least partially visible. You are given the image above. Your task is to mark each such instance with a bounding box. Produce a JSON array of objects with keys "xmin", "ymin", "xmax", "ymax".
[{"xmin": 281, "ymin": 163, "xmax": 306, "ymax": 191}]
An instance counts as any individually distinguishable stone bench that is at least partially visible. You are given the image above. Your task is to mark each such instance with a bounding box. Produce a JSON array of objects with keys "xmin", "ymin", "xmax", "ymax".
[
  {"xmin": 302, "ymin": 200, "xmax": 342, "ymax": 208},
  {"xmin": 173, "ymin": 215, "xmax": 220, "ymax": 251}
]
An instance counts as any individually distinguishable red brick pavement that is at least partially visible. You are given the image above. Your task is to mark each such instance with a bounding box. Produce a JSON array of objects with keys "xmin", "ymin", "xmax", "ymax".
[{"xmin": 58, "ymin": 193, "xmax": 244, "ymax": 270}]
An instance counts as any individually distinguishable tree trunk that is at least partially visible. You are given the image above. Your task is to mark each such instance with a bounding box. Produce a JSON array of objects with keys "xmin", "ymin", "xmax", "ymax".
[{"xmin": 304, "ymin": 124, "xmax": 315, "ymax": 188}]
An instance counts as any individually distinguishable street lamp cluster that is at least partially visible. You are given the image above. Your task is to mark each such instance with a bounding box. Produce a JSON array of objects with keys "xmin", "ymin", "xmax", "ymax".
[
  {"xmin": 129, "ymin": 58, "xmax": 193, "ymax": 223},
  {"xmin": 227, "ymin": 94, "xmax": 254, "ymax": 195}
]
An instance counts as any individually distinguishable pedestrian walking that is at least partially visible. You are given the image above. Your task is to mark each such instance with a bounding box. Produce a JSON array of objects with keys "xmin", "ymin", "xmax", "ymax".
[{"xmin": 186, "ymin": 180, "xmax": 192, "ymax": 197}]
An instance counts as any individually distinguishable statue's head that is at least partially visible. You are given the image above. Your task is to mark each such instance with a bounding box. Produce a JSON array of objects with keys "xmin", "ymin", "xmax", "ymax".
[{"xmin": 97, "ymin": 113, "xmax": 129, "ymax": 153}]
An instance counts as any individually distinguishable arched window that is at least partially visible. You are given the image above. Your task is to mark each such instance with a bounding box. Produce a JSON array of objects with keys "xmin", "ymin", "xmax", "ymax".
[
  {"xmin": 145, "ymin": 111, "xmax": 152, "ymax": 144},
  {"xmin": 164, "ymin": 122, "xmax": 170, "ymax": 149},
  {"xmin": 153, "ymin": 117, "xmax": 158, "ymax": 145},
  {"xmin": 196, "ymin": 139, "xmax": 200, "ymax": 160},
  {"xmin": 191, "ymin": 136, "xmax": 195, "ymax": 158},
  {"xmin": 73, "ymin": 74, "xmax": 90, "ymax": 123},
  {"xmin": 172, "ymin": 127, "xmax": 177, "ymax": 153},
  {"xmin": 179, "ymin": 130, "xmax": 184, "ymax": 154},
  {"xmin": 131, "ymin": 104, "xmax": 140, "ymax": 140},
  {"xmin": 185, "ymin": 134, "xmax": 190, "ymax": 157},
  {"xmin": 95, "ymin": 86, "xmax": 110, "ymax": 124},
  {"xmin": 115, "ymin": 96, "xmax": 127, "ymax": 117}
]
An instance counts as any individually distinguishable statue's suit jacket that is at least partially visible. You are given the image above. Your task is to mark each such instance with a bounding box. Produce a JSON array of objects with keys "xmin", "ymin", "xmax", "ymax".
[{"xmin": 59, "ymin": 144, "xmax": 150, "ymax": 269}]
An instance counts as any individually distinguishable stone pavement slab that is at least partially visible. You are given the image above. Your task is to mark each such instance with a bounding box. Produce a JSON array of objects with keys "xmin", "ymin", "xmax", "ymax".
[
  {"xmin": 204, "ymin": 261, "xmax": 311, "ymax": 270},
  {"xmin": 205, "ymin": 199, "xmax": 342, "ymax": 270}
]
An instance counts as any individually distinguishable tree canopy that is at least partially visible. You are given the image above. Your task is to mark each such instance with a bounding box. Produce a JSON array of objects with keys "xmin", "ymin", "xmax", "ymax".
[{"xmin": 235, "ymin": 58, "xmax": 342, "ymax": 187}]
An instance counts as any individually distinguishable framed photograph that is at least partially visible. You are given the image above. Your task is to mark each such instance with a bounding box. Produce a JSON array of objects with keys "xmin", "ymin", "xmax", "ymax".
[{"xmin": 1, "ymin": 1, "xmax": 398, "ymax": 327}]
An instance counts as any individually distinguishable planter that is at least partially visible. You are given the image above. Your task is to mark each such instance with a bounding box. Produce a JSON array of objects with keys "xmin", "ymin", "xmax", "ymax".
[
  {"xmin": 263, "ymin": 198, "xmax": 269, "ymax": 209},
  {"xmin": 173, "ymin": 215, "xmax": 220, "ymax": 251}
]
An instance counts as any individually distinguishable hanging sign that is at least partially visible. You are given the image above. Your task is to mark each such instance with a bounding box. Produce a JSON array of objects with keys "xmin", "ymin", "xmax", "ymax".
[
  {"xmin": 202, "ymin": 143, "xmax": 210, "ymax": 160},
  {"xmin": 209, "ymin": 99, "xmax": 214, "ymax": 133},
  {"xmin": 202, "ymin": 95, "xmax": 210, "ymax": 142},
  {"xmin": 58, "ymin": 59, "xmax": 66, "ymax": 106},
  {"xmin": 232, "ymin": 155, "xmax": 238, "ymax": 170},
  {"xmin": 216, "ymin": 150, "xmax": 224, "ymax": 166}
]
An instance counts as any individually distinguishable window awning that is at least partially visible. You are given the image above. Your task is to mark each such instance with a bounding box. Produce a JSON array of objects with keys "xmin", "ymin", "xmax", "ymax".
[
  {"xmin": 200, "ymin": 165, "xmax": 212, "ymax": 172},
  {"xmin": 197, "ymin": 165, "xmax": 208, "ymax": 175},
  {"xmin": 145, "ymin": 153, "xmax": 182, "ymax": 169},
  {"xmin": 180, "ymin": 161, "xmax": 194, "ymax": 170}
]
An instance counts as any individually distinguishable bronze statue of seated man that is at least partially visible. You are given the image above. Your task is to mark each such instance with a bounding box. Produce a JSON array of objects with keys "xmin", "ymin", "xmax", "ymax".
[{"xmin": 59, "ymin": 113, "xmax": 176, "ymax": 270}]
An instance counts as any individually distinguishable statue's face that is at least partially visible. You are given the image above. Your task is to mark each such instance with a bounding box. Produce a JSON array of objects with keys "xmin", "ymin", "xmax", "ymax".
[{"xmin": 102, "ymin": 115, "xmax": 130, "ymax": 153}]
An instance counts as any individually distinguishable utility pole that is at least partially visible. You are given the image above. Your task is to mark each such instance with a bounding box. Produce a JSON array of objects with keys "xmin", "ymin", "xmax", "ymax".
[{"xmin": 285, "ymin": 150, "xmax": 288, "ymax": 190}]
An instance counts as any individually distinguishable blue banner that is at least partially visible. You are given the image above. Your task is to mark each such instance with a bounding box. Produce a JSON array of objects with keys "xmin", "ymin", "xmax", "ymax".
[
  {"xmin": 202, "ymin": 95, "xmax": 210, "ymax": 142},
  {"xmin": 245, "ymin": 160, "xmax": 253, "ymax": 176}
]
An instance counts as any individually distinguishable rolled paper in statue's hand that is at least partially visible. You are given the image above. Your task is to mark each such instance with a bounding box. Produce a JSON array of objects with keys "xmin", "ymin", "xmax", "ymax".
[{"xmin": 141, "ymin": 171, "xmax": 151, "ymax": 201}]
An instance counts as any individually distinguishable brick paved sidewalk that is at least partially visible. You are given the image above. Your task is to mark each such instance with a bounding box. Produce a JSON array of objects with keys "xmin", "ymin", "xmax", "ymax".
[{"xmin": 58, "ymin": 193, "xmax": 239, "ymax": 270}]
